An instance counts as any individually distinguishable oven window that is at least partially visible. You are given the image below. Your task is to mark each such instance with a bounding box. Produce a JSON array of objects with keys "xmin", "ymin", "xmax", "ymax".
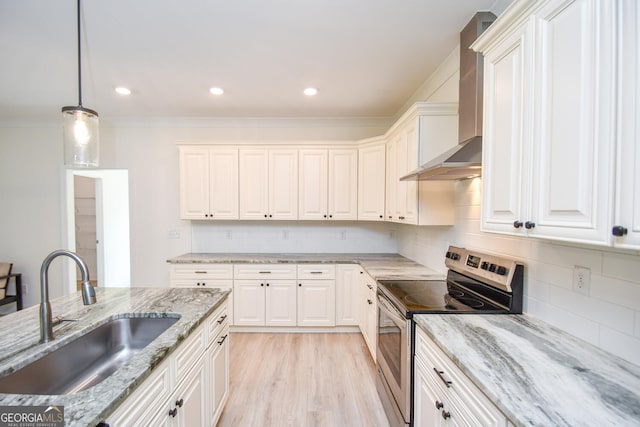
[{"xmin": 378, "ymin": 307, "xmax": 402, "ymax": 386}]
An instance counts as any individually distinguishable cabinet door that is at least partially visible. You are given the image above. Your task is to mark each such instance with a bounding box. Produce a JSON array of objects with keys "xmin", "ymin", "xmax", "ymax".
[
  {"xmin": 209, "ymin": 330, "xmax": 229, "ymax": 426},
  {"xmin": 269, "ymin": 149, "xmax": 298, "ymax": 220},
  {"xmin": 358, "ymin": 143, "xmax": 386, "ymax": 221},
  {"xmin": 403, "ymin": 122, "xmax": 419, "ymax": 225},
  {"xmin": 394, "ymin": 132, "xmax": 407, "ymax": 221},
  {"xmin": 414, "ymin": 358, "xmax": 445, "ymax": 427},
  {"xmin": 239, "ymin": 149, "xmax": 269, "ymax": 220},
  {"xmin": 385, "ymin": 139, "xmax": 397, "ymax": 221},
  {"xmin": 174, "ymin": 355, "xmax": 207, "ymax": 427},
  {"xmin": 328, "ymin": 149, "xmax": 358, "ymax": 220},
  {"xmin": 179, "ymin": 147, "xmax": 210, "ymax": 220},
  {"xmin": 233, "ymin": 280, "xmax": 265, "ymax": 326},
  {"xmin": 299, "ymin": 149, "xmax": 328, "ymax": 220},
  {"xmin": 265, "ymin": 280, "xmax": 297, "ymax": 326},
  {"xmin": 335, "ymin": 265, "xmax": 360, "ymax": 326},
  {"xmin": 530, "ymin": 0, "xmax": 616, "ymax": 244},
  {"xmin": 209, "ymin": 148, "xmax": 239, "ymax": 219},
  {"xmin": 615, "ymin": 0, "xmax": 640, "ymax": 249},
  {"xmin": 297, "ymin": 280, "xmax": 336, "ymax": 327},
  {"xmin": 481, "ymin": 21, "xmax": 530, "ymax": 235}
]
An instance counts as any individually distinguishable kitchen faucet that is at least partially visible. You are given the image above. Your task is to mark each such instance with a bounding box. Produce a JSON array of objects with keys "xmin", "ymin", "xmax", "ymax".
[{"xmin": 40, "ymin": 249, "xmax": 96, "ymax": 343}]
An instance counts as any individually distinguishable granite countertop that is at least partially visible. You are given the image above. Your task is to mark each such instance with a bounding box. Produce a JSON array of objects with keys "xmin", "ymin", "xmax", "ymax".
[
  {"xmin": 414, "ymin": 314, "xmax": 640, "ymax": 426},
  {"xmin": 0, "ymin": 287, "xmax": 229, "ymax": 427},
  {"xmin": 167, "ymin": 252, "xmax": 446, "ymax": 281}
]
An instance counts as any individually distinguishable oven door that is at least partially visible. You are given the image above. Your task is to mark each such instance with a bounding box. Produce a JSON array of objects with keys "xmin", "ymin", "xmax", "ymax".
[{"xmin": 377, "ymin": 291, "xmax": 411, "ymax": 425}]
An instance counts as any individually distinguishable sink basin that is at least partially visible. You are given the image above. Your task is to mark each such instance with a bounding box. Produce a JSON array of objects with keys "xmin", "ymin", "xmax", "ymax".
[{"xmin": 0, "ymin": 316, "xmax": 179, "ymax": 395}]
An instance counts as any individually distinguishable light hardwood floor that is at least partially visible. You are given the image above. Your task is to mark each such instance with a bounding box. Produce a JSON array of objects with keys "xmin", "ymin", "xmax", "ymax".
[{"xmin": 217, "ymin": 333, "xmax": 391, "ymax": 427}]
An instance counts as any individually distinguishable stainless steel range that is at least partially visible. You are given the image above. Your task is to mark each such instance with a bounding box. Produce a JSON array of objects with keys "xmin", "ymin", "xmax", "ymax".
[{"xmin": 375, "ymin": 245, "xmax": 524, "ymax": 427}]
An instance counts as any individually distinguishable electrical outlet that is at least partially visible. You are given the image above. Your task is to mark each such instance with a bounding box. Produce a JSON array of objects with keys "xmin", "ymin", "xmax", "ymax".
[
  {"xmin": 572, "ymin": 266, "xmax": 591, "ymax": 296},
  {"xmin": 21, "ymin": 282, "xmax": 28, "ymax": 295},
  {"xmin": 283, "ymin": 230, "xmax": 289, "ymax": 240},
  {"xmin": 340, "ymin": 230, "xmax": 347, "ymax": 240},
  {"xmin": 226, "ymin": 230, "xmax": 232, "ymax": 240},
  {"xmin": 167, "ymin": 229, "xmax": 180, "ymax": 239}
]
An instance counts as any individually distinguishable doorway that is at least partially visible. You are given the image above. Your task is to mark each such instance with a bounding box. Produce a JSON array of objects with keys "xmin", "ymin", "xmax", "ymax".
[
  {"xmin": 73, "ymin": 175, "xmax": 98, "ymax": 290},
  {"xmin": 64, "ymin": 169, "xmax": 131, "ymax": 294}
]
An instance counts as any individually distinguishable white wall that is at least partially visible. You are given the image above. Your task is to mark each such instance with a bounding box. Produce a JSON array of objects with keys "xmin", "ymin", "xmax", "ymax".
[
  {"xmin": 0, "ymin": 117, "xmax": 392, "ymax": 299},
  {"xmin": 396, "ymin": 44, "xmax": 640, "ymax": 366}
]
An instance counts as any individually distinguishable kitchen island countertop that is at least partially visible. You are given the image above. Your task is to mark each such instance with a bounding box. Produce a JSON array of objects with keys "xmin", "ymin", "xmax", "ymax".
[
  {"xmin": 0, "ymin": 287, "xmax": 229, "ymax": 427},
  {"xmin": 414, "ymin": 314, "xmax": 640, "ymax": 427},
  {"xmin": 167, "ymin": 252, "xmax": 446, "ymax": 281}
]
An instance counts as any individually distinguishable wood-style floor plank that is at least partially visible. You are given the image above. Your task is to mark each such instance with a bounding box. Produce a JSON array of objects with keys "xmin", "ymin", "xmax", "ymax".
[{"xmin": 217, "ymin": 333, "xmax": 391, "ymax": 427}]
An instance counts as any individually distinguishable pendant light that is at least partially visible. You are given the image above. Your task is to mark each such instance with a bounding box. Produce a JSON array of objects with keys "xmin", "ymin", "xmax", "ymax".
[{"xmin": 62, "ymin": 0, "xmax": 99, "ymax": 168}]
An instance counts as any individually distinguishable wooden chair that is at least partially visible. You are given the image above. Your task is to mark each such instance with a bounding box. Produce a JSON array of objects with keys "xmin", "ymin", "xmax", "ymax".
[{"xmin": 0, "ymin": 262, "xmax": 23, "ymax": 312}]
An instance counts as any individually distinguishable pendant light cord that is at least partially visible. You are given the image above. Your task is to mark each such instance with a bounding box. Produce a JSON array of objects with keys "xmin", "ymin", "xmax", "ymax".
[{"xmin": 77, "ymin": 0, "xmax": 83, "ymax": 107}]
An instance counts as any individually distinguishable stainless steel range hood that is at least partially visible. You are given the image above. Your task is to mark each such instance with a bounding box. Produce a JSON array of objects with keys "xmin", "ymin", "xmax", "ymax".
[{"xmin": 401, "ymin": 11, "xmax": 496, "ymax": 181}]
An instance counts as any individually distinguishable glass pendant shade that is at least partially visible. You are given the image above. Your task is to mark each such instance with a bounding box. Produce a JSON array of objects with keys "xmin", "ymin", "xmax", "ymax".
[{"xmin": 62, "ymin": 106, "xmax": 99, "ymax": 167}]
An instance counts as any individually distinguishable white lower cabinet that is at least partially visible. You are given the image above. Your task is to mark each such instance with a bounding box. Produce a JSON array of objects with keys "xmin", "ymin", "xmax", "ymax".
[
  {"xmin": 169, "ymin": 265, "xmax": 234, "ymax": 325},
  {"xmin": 297, "ymin": 264, "xmax": 336, "ymax": 327},
  {"xmin": 233, "ymin": 264, "xmax": 297, "ymax": 326},
  {"xmin": 414, "ymin": 327, "xmax": 509, "ymax": 427},
  {"xmin": 359, "ymin": 270, "xmax": 377, "ymax": 361},
  {"xmin": 107, "ymin": 301, "xmax": 230, "ymax": 427},
  {"xmin": 335, "ymin": 264, "xmax": 360, "ymax": 326}
]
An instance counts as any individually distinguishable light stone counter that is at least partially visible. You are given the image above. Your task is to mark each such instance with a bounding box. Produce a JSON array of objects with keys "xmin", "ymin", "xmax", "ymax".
[
  {"xmin": 0, "ymin": 287, "xmax": 229, "ymax": 427},
  {"xmin": 413, "ymin": 314, "xmax": 640, "ymax": 427},
  {"xmin": 167, "ymin": 253, "xmax": 446, "ymax": 281}
]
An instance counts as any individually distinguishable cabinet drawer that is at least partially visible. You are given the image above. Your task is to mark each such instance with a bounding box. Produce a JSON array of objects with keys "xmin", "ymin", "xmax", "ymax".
[
  {"xmin": 174, "ymin": 326, "xmax": 206, "ymax": 381},
  {"xmin": 171, "ymin": 279, "xmax": 232, "ymax": 289},
  {"xmin": 234, "ymin": 264, "xmax": 296, "ymax": 279},
  {"xmin": 415, "ymin": 327, "xmax": 507, "ymax": 426},
  {"xmin": 107, "ymin": 358, "xmax": 172, "ymax": 426},
  {"xmin": 207, "ymin": 302, "xmax": 229, "ymax": 346},
  {"xmin": 170, "ymin": 265, "xmax": 233, "ymax": 280},
  {"xmin": 297, "ymin": 264, "xmax": 336, "ymax": 279}
]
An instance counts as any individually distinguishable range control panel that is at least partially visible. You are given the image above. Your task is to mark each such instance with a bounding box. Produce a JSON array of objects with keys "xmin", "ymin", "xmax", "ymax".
[{"xmin": 445, "ymin": 246, "xmax": 523, "ymax": 292}]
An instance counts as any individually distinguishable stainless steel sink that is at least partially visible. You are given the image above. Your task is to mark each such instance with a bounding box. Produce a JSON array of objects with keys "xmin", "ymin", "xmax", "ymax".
[{"xmin": 0, "ymin": 316, "xmax": 179, "ymax": 395}]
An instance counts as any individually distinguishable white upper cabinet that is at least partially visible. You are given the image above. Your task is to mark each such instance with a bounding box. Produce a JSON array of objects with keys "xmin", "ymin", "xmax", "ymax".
[
  {"xmin": 358, "ymin": 138, "xmax": 386, "ymax": 221},
  {"xmin": 179, "ymin": 146, "xmax": 238, "ymax": 220},
  {"xmin": 476, "ymin": 0, "xmax": 621, "ymax": 246},
  {"xmin": 480, "ymin": 19, "xmax": 530, "ymax": 234},
  {"xmin": 239, "ymin": 148, "xmax": 298, "ymax": 220},
  {"xmin": 299, "ymin": 147, "xmax": 358, "ymax": 220},
  {"xmin": 615, "ymin": 0, "xmax": 640, "ymax": 248},
  {"xmin": 328, "ymin": 149, "xmax": 358, "ymax": 220},
  {"xmin": 384, "ymin": 103, "xmax": 457, "ymax": 226}
]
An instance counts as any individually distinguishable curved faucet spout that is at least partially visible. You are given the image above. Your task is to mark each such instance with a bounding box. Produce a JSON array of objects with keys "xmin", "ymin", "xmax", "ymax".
[{"xmin": 40, "ymin": 250, "xmax": 96, "ymax": 343}]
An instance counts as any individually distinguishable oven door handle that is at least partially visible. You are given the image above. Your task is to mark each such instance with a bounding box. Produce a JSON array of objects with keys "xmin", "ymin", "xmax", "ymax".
[{"xmin": 377, "ymin": 293, "xmax": 406, "ymax": 325}]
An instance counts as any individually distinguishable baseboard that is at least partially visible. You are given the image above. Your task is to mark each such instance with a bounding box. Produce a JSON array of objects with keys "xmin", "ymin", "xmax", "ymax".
[{"xmin": 230, "ymin": 325, "xmax": 360, "ymax": 333}]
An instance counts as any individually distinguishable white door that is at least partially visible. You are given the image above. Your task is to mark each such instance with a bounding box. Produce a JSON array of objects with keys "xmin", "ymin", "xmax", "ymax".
[
  {"xmin": 233, "ymin": 280, "xmax": 265, "ymax": 326},
  {"xmin": 413, "ymin": 359, "xmax": 445, "ymax": 427},
  {"xmin": 265, "ymin": 280, "xmax": 297, "ymax": 326},
  {"xmin": 239, "ymin": 149, "xmax": 269, "ymax": 220},
  {"xmin": 297, "ymin": 280, "xmax": 335, "ymax": 327},
  {"xmin": 269, "ymin": 149, "xmax": 298, "ymax": 220},
  {"xmin": 328, "ymin": 149, "xmax": 358, "ymax": 220},
  {"xmin": 298, "ymin": 149, "xmax": 328, "ymax": 220},
  {"xmin": 209, "ymin": 331, "xmax": 229, "ymax": 425},
  {"xmin": 530, "ymin": 0, "xmax": 616, "ymax": 244},
  {"xmin": 209, "ymin": 148, "xmax": 239, "ymax": 220},
  {"xmin": 481, "ymin": 21, "xmax": 530, "ymax": 235},
  {"xmin": 358, "ymin": 143, "xmax": 386, "ymax": 221},
  {"xmin": 403, "ymin": 122, "xmax": 419, "ymax": 225},
  {"xmin": 179, "ymin": 147, "xmax": 210, "ymax": 219},
  {"xmin": 394, "ymin": 132, "xmax": 407, "ymax": 221},
  {"xmin": 615, "ymin": 0, "xmax": 640, "ymax": 249},
  {"xmin": 175, "ymin": 356, "xmax": 207, "ymax": 427}
]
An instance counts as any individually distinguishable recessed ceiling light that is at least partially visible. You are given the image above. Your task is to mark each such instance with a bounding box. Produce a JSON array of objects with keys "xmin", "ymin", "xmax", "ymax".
[
  {"xmin": 115, "ymin": 87, "xmax": 131, "ymax": 95},
  {"xmin": 210, "ymin": 87, "xmax": 224, "ymax": 95},
  {"xmin": 303, "ymin": 87, "xmax": 318, "ymax": 96}
]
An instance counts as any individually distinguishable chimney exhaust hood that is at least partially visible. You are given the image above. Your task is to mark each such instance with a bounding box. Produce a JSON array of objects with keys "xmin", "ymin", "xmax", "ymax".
[{"xmin": 401, "ymin": 11, "xmax": 496, "ymax": 181}]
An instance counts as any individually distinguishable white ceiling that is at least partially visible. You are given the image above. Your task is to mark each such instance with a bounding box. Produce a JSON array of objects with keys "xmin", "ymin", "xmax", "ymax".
[{"xmin": 0, "ymin": 0, "xmax": 501, "ymax": 120}]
